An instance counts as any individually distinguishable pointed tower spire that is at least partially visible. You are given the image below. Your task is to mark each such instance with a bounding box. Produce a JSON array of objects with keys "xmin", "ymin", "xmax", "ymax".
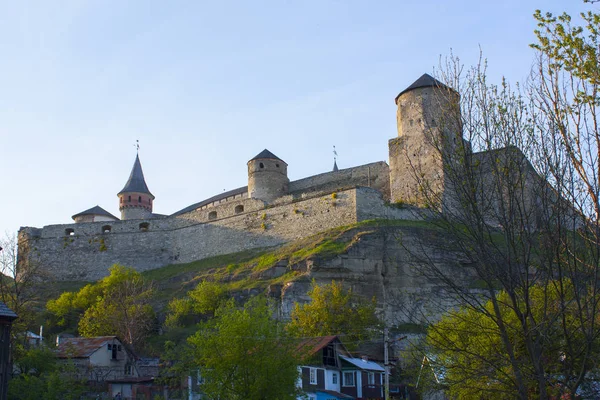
[
  {"xmin": 118, "ymin": 154, "xmax": 153, "ymax": 197},
  {"xmin": 332, "ymin": 145, "xmax": 339, "ymax": 172},
  {"xmin": 117, "ymin": 151, "xmax": 155, "ymax": 220}
]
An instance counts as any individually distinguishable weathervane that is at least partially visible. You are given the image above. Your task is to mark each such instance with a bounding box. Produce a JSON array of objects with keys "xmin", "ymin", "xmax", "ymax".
[{"xmin": 134, "ymin": 139, "xmax": 140, "ymax": 153}]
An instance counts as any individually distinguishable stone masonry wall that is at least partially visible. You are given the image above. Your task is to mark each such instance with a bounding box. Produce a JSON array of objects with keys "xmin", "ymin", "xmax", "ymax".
[
  {"xmin": 289, "ymin": 162, "xmax": 390, "ymax": 200},
  {"xmin": 19, "ymin": 187, "xmax": 369, "ymax": 281}
]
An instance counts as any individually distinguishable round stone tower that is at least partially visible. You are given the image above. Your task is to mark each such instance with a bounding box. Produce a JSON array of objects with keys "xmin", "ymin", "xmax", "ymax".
[
  {"xmin": 117, "ymin": 153, "xmax": 155, "ymax": 220},
  {"xmin": 247, "ymin": 149, "xmax": 289, "ymax": 203},
  {"xmin": 388, "ymin": 73, "xmax": 461, "ymax": 209}
]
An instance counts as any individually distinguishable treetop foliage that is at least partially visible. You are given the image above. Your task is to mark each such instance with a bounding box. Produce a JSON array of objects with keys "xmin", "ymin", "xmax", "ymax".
[
  {"xmin": 287, "ymin": 280, "xmax": 381, "ymax": 348},
  {"xmin": 46, "ymin": 264, "xmax": 155, "ymax": 347},
  {"xmin": 188, "ymin": 296, "xmax": 299, "ymax": 400}
]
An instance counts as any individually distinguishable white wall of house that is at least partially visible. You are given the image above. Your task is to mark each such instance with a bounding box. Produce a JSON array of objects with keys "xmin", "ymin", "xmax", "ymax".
[
  {"xmin": 87, "ymin": 341, "xmax": 137, "ymax": 380},
  {"xmin": 110, "ymin": 383, "xmax": 132, "ymax": 399},
  {"xmin": 324, "ymin": 369, "xmax": 340, "ymax": 392}
]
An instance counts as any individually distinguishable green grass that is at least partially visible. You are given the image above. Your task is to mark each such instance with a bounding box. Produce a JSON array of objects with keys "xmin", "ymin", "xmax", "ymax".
[{"xmin": 142, "ymin": 248, "xmax": 268, "ymax": 281}]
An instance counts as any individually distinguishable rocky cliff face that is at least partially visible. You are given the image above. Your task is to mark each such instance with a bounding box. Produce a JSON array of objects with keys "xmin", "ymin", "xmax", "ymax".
[{"xmin": 280, "ymin": 224, "xmax": 475, "ymax": 327}]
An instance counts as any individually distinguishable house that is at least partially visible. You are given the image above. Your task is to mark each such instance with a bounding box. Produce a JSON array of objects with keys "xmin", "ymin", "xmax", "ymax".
[
  {"xmin": 55, "ymin": 336, "xmax": 139, "ymax": 383},
  {"xmin": 107, "ymin": 376, "xmax": 167, "ymax": 400},
  {"xmin": 339, "ymin": 355, "xmax": 385, "ymax": 399},
  {"xmin": 296, "ymin": 336, "xmax": 386, "ymax": 400},
  {"xmin": 25, "ymin": 331, "xmax": 42, "ymax": 347}
]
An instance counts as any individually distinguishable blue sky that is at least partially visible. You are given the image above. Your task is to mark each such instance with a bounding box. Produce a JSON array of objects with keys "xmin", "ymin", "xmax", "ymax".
[{"xmin": 0, "ymin": 0, "xmax": 588, "ymax": 236}]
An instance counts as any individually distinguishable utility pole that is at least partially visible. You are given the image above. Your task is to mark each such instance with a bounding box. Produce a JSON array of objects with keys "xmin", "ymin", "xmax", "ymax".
[{"xmin": 384, "ymin": 327, "xmax": 390, "ymax": 400}]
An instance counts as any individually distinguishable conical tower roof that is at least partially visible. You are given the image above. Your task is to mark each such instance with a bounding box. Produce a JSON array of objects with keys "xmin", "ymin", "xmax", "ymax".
[
  {"xmin": 395, "ymin": 73, "xmax": 454, "ymax": 103},
  {"xmin": 249, "ymin": 149, "xmax": 286, "ymax": 163},
  {"xmin": 117, "ymin": 154, "xmax": 154, "ymax": 198}
]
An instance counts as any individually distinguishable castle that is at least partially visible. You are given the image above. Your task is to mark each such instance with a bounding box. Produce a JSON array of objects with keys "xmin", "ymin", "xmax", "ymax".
[{"xmin": 17, "ymin": 74, "xmax": 498, "ymax": 281}]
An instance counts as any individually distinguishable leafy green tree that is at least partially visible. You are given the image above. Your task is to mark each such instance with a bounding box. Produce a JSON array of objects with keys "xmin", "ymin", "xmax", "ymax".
[
  {"xmin": 287, "ymin": 280, "xmax": 380, "ymax": 347},
  {"xmin": 47, "ymin": 264, "xmax": 155, "ymax": 347},
  {"xmin": 424, "ymin": 283, "xmax": 600, "ymax": 399},
  {"xmin": 165, "ymin": 280, "xmax": 228, "ymax": 328},
  {"xmin": 188, "ymin": 296, "xmax": 299, "ymax": 400},
  {"xmin": 8, "ymin": 347, "xmax": 86, "ymax": 400}
]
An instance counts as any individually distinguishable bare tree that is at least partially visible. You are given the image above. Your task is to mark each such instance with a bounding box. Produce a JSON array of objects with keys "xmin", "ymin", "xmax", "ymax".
[
  {"xmin": 396, "ymin": 40, "xmax": 600, "ymax": 398},
  {"xmin": 0, "ymin": 232, "xmax": 38, "ymax": 343}
]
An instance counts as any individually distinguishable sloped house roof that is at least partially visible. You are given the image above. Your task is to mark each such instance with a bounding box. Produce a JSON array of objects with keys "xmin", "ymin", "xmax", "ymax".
[
  {"xmin": 56, "ymin": 336, "xmax": 135, "ymax": 360},
  {"xmin": 71, "ymin": 205, "xmax": 119, "ymax": 221}
]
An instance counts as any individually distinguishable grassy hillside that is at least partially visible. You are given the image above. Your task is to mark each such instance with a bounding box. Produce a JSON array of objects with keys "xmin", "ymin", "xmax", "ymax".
[{"xmin": 27, "ymin": 218, "xmax": 436, "ymax": 350}]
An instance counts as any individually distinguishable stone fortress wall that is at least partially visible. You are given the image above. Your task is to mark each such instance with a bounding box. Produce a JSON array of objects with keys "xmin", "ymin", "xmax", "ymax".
[{"xmin": 18, "ymin": 159, "xmax": 415, "ymax": 281}]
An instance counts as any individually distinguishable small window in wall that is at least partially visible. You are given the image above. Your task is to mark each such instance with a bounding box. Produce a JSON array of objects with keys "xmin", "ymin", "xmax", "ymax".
[
  {"xmin": 124, "ymin": 363, "xmax": 132, "ymax": 376},
  {"xmin": 309, "ymin": 368, "xmax": 317, "ymax": 385},
  {"xmin": 138, "ymin": 196, "xmax": 142, "ymax": 202},
  {"xmin": 343, "ymin": 371, "xmax": 355, "ymax": 387},
  {"xmin": 139, "ymin": 222, "xmax": 149, "ymax": 231},
  {"xmin": 259, "ymin": 162, "xmax": 264, "ymax": 168},
  {"xmin": 65, "ymin": 228, "xmax": 74, "ymax": 236},
  {"xmin": 332, "ymin": 372, "xmax": 338, "ymax": 384},
  {"xmin": 368, "ymin": 372, "xmax": 375, "ymax": 385},
  {"xmin": 128, "ymin": 195, "xmax": 131, "ymax": 202},
  {"xmin": 102, "ymin": 225, "xmax": 111, "ymax": 233},
  {"xmin": 235, "ymin": 205, "xmax": 244, "ymax": 214},
  {"xmin": 276, "ymin": 163, "xmax": 280, "ymax": 168},
  {"xmin": 120, "ymin": 197, "xmax": 123, "ymax": 204},
  {"xmin": 208, "ymin": 211, "xmax": 217, "ymax": 220}
]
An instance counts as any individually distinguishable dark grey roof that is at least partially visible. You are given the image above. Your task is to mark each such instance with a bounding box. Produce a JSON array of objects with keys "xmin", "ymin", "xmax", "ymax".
[
  {"xmin": 395, "ymin": 73, "xmax": 454, "ymax": 103},
  {"xmin": 249, "ymin": 149, "xmax": 285, "ymax": 163},
  {"xmin": 333, "ymin": 160, "xmax": 339, "ymax": 172},
  {"xmin": 0, "ymin": 301, "xmax": 17, "ymax": 320},
  {"xmin": 118, "ymin": 154, "xmax": 154, "ymax": 197},
  {"xmin": 171, "ymin": 186, "xmax": 248, "ymax": 216},
  {"xmin": 72, "ymin": 205, "xmax": 119, "ymax": 221}
]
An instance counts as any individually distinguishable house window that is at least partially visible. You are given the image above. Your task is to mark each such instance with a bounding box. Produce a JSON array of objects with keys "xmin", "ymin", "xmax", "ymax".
[
  {"xmin": 102, "ymin": 225, "xmax": 111, "ymax": 233},
  {"xmin": 111, "ymin": 345, "xmax": 117, "ymax": 360},
  {"xmin": 107, "ymin": 344, "xmax": 112, "ymax": 350},
  {"xmin": 309, "ymin": 367, "xmax": 317, "ymax": 385},
  {"xmin": 343, "ymin": 371, "xmax": 354, "ymax": 387},
  {"xmin": 332, "ymin": 372, "xmax": 338, "ymax": 384},
  {"xmin": 139, "ymin": 222, "xmax": 149, "ymax": 231},
  {"xmin": 128, "ymin": 195, "xmax": 131, "ymax": 202},
  {"xmin": 368, "ymin": 372, "xmax": 375, "ymax": 385},
  {"xmin": 117, "ymin": 345, "xmax": 122, "ymax": 351},
  {"xmin": 124, "ymin": 364, "xmax": 133, "ymax": 375},
  {"xmin": 323, "ymin": 344, "xmax": 336, "ymax": 366},
  {"xmin": 65, "ymin": 228, "xmax": 74, "ymax": 236},
  {"xmin": 259, "ymin": 162, "xmax": 264, "ymax": 168},
  {"xmin": 208, "ymin": 211, "xmax": 217, "ymax": 220},
  {"xmin": 138, "ymin": 196, "xmax": 142, "ymax": 202},
  {"xmin": 276, "ymin": 163, "xmax": 279, "ymax": 168},
  {"xmin": 235, "ymin": 205, "xmax": 244, "ymax": 214}
]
